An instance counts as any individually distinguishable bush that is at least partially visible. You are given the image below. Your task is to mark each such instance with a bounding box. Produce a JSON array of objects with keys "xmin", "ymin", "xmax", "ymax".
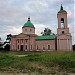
[{"xmin": 4, "ymin": 44, "xmax": 10, "ymax": 51}]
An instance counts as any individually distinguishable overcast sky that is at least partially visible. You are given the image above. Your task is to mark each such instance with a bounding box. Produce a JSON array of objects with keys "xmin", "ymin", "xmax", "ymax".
[{"xmin": 0, "ymin": 0, "xmax": 74, "ymax": 44}]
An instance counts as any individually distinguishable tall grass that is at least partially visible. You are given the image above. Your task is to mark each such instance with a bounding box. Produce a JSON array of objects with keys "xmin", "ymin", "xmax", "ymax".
[{"xmin": 0, "ymin": 51, "xmax": 75, "ymax": 74}]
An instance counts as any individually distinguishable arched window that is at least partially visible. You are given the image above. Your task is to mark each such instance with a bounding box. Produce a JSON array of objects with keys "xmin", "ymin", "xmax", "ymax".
[
  {"xmin": 43, "ymin": 45, "xmax": 45, "ymax": 50},
  {"xmin": 30, "ymin": 29, "xmax": 32, "ymax": 32},
  {"xmin": 61, "ymin": 18, "xmax": 64, "ymax": 28},
  {"xmin": 25, "ymin": 29, "xmax": 27, "ymax": 31},
  {"xmin": 30, "ymin": 45, "xmax": 32, "ymax": 50},
  {"xmin": 36, "ymin": 45, "xmax": 38, "ymax": 50},
  {"xmin": 62, "ymin": 31, "xmax": 64, "ymax": 34},
  {"xmin": 18, "ymin": 45, "xmax": 19, "ymax": 49},
  {"xmin": 48, "ymin": 45, "xmax": 50, "ymax": 50},
  {"xmin": 26, "ymin": 45, "xmax": 27, "ymax": 49}
]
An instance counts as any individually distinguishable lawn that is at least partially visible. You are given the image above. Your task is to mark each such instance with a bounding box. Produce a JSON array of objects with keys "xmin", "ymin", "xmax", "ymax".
[{"xmin": 0, "ymin": 51, "xmax": 75, "ymax": 75}]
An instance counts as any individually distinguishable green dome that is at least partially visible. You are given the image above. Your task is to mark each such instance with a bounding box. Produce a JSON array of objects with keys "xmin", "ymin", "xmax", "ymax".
[
  {"xmin": 23, "ymin": 17, "xmax": 34, "ymax": 27},
  {"xmin": 58, "ymin": 10, "xmax": 67, "ymax": 13},
  {"xmin": 23, "ymin": 21, "xmax": 34, "ymax": 27},
  {"xmin": 58, "ymin": 4, "xmax": 67, "ymax": 13}
]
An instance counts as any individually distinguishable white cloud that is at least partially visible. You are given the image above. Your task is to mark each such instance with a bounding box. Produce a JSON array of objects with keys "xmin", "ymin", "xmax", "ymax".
[
  {"xmin": 35, "ymin": 24, "xmax": 46, "ymax": 35},
  {"xmin": 23, "ymin": 0, "xmax": 49, "ymax": 14},
  {"xmin": 35, "ymin": 24, "xmax": 56, "ymax": 35},
  {"xmin": 68, "ymin": 24, "xmax": 75, "ymax": 44},
  {"xmin": 9, "ymin": 26, "xmax": 22, "ymax": 35}
]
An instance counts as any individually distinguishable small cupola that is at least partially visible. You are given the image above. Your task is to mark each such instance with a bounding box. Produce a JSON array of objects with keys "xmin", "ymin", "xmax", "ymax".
[
  {"xmin": 22, "ymin": 17, "xmax": 35, "ymax": 34},
  {"xmin": 58, "ymin": 4, "xmax": 67, "ymax": 13},
  {"xmin": 23, "ymin": 16, "xmax": 35, "ymax": 28}
]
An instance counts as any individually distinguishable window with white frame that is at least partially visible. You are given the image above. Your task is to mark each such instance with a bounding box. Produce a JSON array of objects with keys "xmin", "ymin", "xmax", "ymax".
[
  {"xmin": 17, "ymin": 40, "xmax": 19, "ymax": 43},
  {"xmin": 43, "ymin": 45, "xmax": 45, "ymax": 50},
  {"xmin": 30, "ymin": 45, "xmax": 32, "ymax": 50},
  {"xmin": 18, "ymin": 45, "xmax": 19, "ymax": 50},
  {"xmin": 48, "ymin": 45, "xmax": 50, "ymax": 50},
  {"xmin": 36, "ymin": 45, "xmax": 38, "ymax": 50},
  {"xmin": 26, "ymin": 45, "xmax": 27, "ymax": 49}
]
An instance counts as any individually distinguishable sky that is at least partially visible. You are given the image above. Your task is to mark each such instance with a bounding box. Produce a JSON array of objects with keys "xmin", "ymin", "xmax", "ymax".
[{"xmin": 0, "ymin": 0, "xmax": 75, "ymax": 44}]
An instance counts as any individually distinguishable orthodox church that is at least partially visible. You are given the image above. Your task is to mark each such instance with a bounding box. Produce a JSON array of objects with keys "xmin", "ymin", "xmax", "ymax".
[{"xmin": 10, "ymin": 5, "xmax": 72, "ymax": 51}]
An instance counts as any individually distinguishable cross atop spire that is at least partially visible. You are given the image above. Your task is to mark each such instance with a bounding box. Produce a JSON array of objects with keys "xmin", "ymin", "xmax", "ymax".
[
  {"xmin": 60, "ymin": 4, "xmax": 63, "ymax": 10},
  {"xmin": 28, "ymin": 16, "xmax": 30, "ymax": 21}
]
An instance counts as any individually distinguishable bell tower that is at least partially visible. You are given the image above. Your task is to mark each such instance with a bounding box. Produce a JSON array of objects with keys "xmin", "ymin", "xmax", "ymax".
[{"xmin": 57, "ymin": 4, "xmax": 72, "ymax": 51}]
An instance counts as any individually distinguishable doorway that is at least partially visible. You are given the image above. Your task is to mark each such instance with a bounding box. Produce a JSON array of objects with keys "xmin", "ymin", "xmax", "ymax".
[{"xmin": 20, "ymin": 45, "xmax": 23, "ymax": 51}]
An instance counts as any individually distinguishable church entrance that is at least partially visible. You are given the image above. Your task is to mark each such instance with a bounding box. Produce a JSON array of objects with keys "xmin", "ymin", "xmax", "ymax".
[{"xmin": 20, "ymin": 45, "xmax": 23, "ymax": 51}]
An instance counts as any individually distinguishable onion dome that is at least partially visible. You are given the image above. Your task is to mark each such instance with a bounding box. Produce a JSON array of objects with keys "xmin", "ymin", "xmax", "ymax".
[{"xmin": 23, "ymin": 16, "xmax": 34, "ymax": 28}]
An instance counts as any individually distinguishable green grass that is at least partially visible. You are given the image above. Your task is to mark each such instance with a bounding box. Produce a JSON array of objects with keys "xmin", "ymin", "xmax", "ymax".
[{"xmin": 0, "ymin": 51, "xmax": 75, "ymax": 74}]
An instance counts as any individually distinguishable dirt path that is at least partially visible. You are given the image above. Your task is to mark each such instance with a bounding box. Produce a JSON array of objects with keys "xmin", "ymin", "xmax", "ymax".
[{"xmin": 16, "ymin": 55, "xmax": 28, "ymax": 57}]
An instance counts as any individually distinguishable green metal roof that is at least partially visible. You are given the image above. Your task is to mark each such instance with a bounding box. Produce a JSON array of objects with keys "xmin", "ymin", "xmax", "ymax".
[
  {"xmin": 36, "ymin": 35, "xmax": 56, "ymax": 40},
  {"xmin": 58, "ymin": 4, "xmax": 67, "ymax": 13},
  {"xmin": 23, "ymin": 21, "xmax": 34, "ymax": 27},
  {"xmin": 58, "ymin": 10, "xmax": 67, "ymax": 13}
]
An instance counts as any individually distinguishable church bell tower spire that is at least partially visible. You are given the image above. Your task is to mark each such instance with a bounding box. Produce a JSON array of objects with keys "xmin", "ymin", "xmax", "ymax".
[{"xmin": 60, "ymin": 4, "xmax": 63, "ymax": 10}]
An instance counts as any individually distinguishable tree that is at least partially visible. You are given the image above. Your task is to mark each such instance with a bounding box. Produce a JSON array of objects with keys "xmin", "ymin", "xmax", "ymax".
[
  {"xmin": 6, "ymin": 34, "xmax": 12, "ymax": 41},
  {"xmin": 41, "ymin": 28, "xmax": 53, "ymax": 36},
  {"xmin": 0, "ymin": 38, "xmax": 3, "ymax": 47},
  {"xmin": 4, "ymin": 44, "xmax": 10, "ymax": 51}
]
